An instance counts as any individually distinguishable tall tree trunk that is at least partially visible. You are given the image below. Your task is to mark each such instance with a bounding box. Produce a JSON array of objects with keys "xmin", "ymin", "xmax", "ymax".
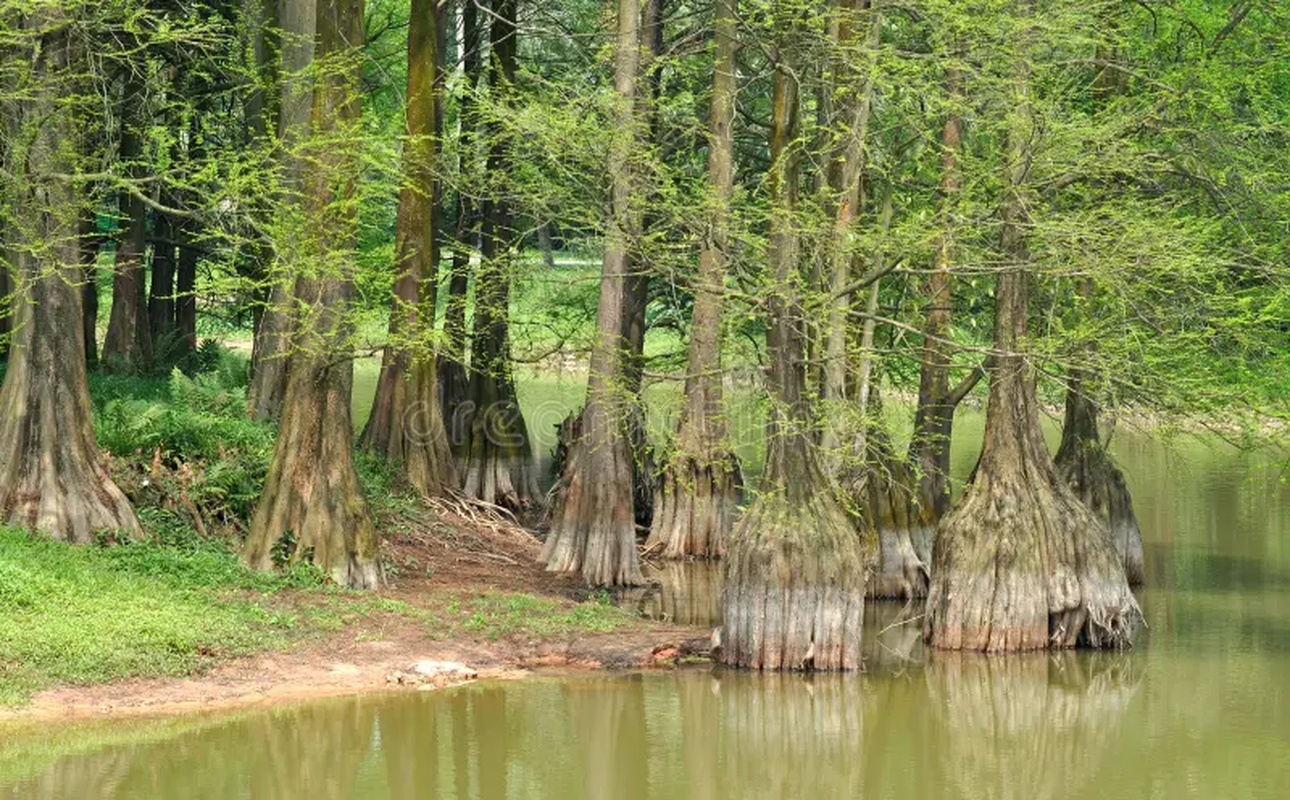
[
  {"xmin": 438, "ymin": 0, "xmax": 482, "ymax": 446},
  {"xmin": 0, "ymin": 11, "xmax": 140, "ymax": 541},
  {"xmin": 541, "ymin": 0, "xmax": 646, "ymax": 586},
  {"xmin": 647, "ymin": 0, "xmax": 742, "ymax": 558},
  {"xmin": 0, "ymin": 259, "xmax": 11, "ymax": 362},
  {"xmin": 101, "ymin": 75, "xmax": 151, "ymax": 372},
  {"xmin": 149, "ymin": 210, "xmax": 176, "ymax": 347},
  {"xmin": 358, "ymin": 0, "xmax": 456, "ymax": 495},
  {"xmin": 244, "ymin": 0, "xmax": 381, "ymax": 589},
  {"xmin": 923, "ymin": 1, "xmax": 1139, "ymax": 651},
  {"xmin": 456, "ymin": 0, "xmax": 540, "ymax": 509},
  {"xmin": 721, "ymin": 10, "xmax": 867, "ymax": 671},
  {"xmin": 248, "ymin": 0, "xmax": 316, "ymax": 421},
  {"xmin": 175, "ymin": 222, "xmax": 199, "ymax": 352},
  {"xmin": 1053, "ymin": 38, "xmax": 1144, "ymax": 587},
  {"xmin": 907, "ymin": 43, "xmax": 970, "ymax": 529},
  {"xmin": 819, "ymin": 0, "xmax": 881, "ymax": 458}
]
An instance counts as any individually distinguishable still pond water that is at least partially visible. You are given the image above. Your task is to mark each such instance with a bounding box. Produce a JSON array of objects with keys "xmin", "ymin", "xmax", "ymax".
[{"xmin": 2, "ymin": 416, "xmax": 1289, "ymax": 799}]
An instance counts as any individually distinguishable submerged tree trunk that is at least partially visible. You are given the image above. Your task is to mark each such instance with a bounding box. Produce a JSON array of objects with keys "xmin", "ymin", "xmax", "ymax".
[
  {"xmin": 647, "ymin": 0, "xmax": 742, "ymax": 559},
  {"xmin": 101, "ymin": 76, "xmax": 151, "ymax": 372},
  {"xmin": 0, "ymin": 13, "xmax": 140, "ymax": 541},
  {"xmin": 244, "ymin": 0, "xmax": 381, "ymax": 589},
  {"xmin": 541, "ymin": 0, "xmax": 645, "ymax": 587},
  {"xmin": 924, "ymin": 4, "xmax": 1139, "ymax": 650},
  {"xmin": 455, "ymin": 0, "xmax": 540, "ymax": 510},
  {"xmin": 248, "ymin": 0, "xmax": 317, "ymax": 421},
  {"xmin": 1054, "ymin": 372, "xmax": 1145, "ymax": 584},
  {"xmin": 359, "ymin": 0, "xmax": 456, "ymax": 496},
  {"xmin": 721, "ymin": 13, "xmax": 867, "ymax": 671}
]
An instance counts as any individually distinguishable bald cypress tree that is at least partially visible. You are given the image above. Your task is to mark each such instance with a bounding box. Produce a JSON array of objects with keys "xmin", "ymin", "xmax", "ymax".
[
  {"xmin": 0, "ymin": 6, "xmax": 140, "ymax": 541},
  {"xmin": 243, "ymin": 0, "xmax": 381, "ymax": 588}
]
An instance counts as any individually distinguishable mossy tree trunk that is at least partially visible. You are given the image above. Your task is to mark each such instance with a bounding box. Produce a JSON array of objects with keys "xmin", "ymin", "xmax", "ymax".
[
  {"xmin": 359, "ymin": 0, "xmax": 456, "ymax": 497},
  {"xmin": 721, "ymin": 11, "xmax": 867, "ymax": 671},
  {"xmin": 244, "ymin": 0, "xmax": 381, "ymax": 589},
  {"xmin": 248, "ymin": 0, "xmax": 316, "ymax": 422},
  {"xmin": 647, "ymin": 0, "xmax": 742, "ymax": 559},
  {"xmin": 541, "ymin": 0, "xmax": 646, "ymax": 587},
  {"xmin": 924, "ymin": 2, "xmax": 1139, "ymax": 650},
  {"xmin": 455, "ymin": 0, "xmax": 539, "ymax": 510},
  {"xmin": 0, "ymin": 10, "xmax": 140, "ymax": 542},
  {"xmin": 820, "ymin": 0, "xmax": 880, "ymax": 457}
]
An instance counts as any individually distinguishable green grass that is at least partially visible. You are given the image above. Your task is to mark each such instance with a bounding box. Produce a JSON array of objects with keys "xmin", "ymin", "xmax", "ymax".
[
  {"xmin": 432, "ymin": 590, "xmax": 636, "ymax": 642},
  {"xmin": 0, "ymin": 526, "xmax": 342, "ymax": 707}
]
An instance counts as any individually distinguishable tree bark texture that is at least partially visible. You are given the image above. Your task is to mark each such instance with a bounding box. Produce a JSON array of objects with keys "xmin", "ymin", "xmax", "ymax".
[
  {"xmin": 647, "ymin": 0, "xmax": 742, "ymax": 559},
  {"xmin": 101, "ymin": 75, "xmax": 151, "ymax": 371},
  {"xmin": 244, "ymin": 0, "xmax": 381, "ymax": 589},
  {"xmin": 248, "ymin": 0, "xmax": 317, "ymax": 421},
  {"xmin": 721, "ymin": 14, "xmax": 868, "ymax": 670},
  {"xmin": 149, "ymin": 212, "xmax": 176, "ymax": 346},
  {"xmin": 1054, "ymin": 374, "xmax": 1145, "ymax": 584},
  {"xmin": 438, "ymin": 0, "xmax": 481, "ymax": 445},
  {"xmin": 908, "ymin": 52, "xmax": 965, "ymax": 523},
  {"xmin": 176, "ymin": 222, "xmax": 199, "ymax": 352},
  {"xmin": 454, "ymin": 0, "xmax": 540, "ymax": 510},
  {"xmin": 0, "ymin": 12, "xmax": 141, "ymax": 542},
  {"xmin": 359, "ymin": 0, "xmax": 456, "ymax": 497},
  {"xmin": 79, "ymin": 218, "xmax": 100, "ymax": 368},
  {"xmin": 820, "ymin": 0, "xmax": 881, "ymax": 457},
  {"xmin": 541, "ymin": 0, "xmax": 646, "ymax": 586},
  {"xmin": 923, "ymin": 6, "xmax": 1139, "ymax": 650}
]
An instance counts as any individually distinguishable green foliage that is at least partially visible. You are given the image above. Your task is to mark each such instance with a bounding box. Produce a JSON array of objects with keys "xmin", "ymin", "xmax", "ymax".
[{"xmin": 93, "ymin": 348, "xmax": 275, "ymax": 529}]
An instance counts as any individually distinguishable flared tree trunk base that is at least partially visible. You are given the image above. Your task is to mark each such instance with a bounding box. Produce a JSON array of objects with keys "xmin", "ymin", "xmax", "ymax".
[
  {"xmin": 646, "ymin": 452, "xmax": 742, "ymax": 558},
  {"xmin": 360, "ymin": 360, "xmax": 456, "ymax": 498},
  {"xmin": 456, "ymin": 374, "xmax": 539, "ymax": 512},
  {"xmin": 722, "ymin": 489, "xmax": 868, "ymax": 671},
  {"xmin": 924, "ymin": 464, "xmax": 1141, "ymax": 651},
  {"xmin": 542, "ymin": 415, "xmax": 644, "ymax": 586},
  {"xmin": 844, "ymin": 435, "xmax": 933, "ymax": 600},
  {"xmin": 1056, "ymin": 447, "xmax": 1145, "ymax": 585},
  {"xmin": 246, "ymin": 359, "xmax": 382, "ymax": 590}
]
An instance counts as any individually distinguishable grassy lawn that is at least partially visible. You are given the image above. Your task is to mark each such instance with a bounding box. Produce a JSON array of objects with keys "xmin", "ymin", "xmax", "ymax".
[{"xmin": 0, "ymin": 526, "xmax": 324, "ymax": 706}]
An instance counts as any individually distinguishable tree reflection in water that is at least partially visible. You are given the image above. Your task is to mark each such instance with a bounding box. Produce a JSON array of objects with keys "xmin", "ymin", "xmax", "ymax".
[{"xmin": 924, "ymin": 652, "xmax": 1142, "ymax": 800}]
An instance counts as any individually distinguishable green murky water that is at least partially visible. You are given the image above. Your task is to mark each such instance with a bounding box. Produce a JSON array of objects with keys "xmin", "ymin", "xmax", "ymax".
[{"xmin": 3, "ymin": 419, "xmax": 1289, "ymax": 798}]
